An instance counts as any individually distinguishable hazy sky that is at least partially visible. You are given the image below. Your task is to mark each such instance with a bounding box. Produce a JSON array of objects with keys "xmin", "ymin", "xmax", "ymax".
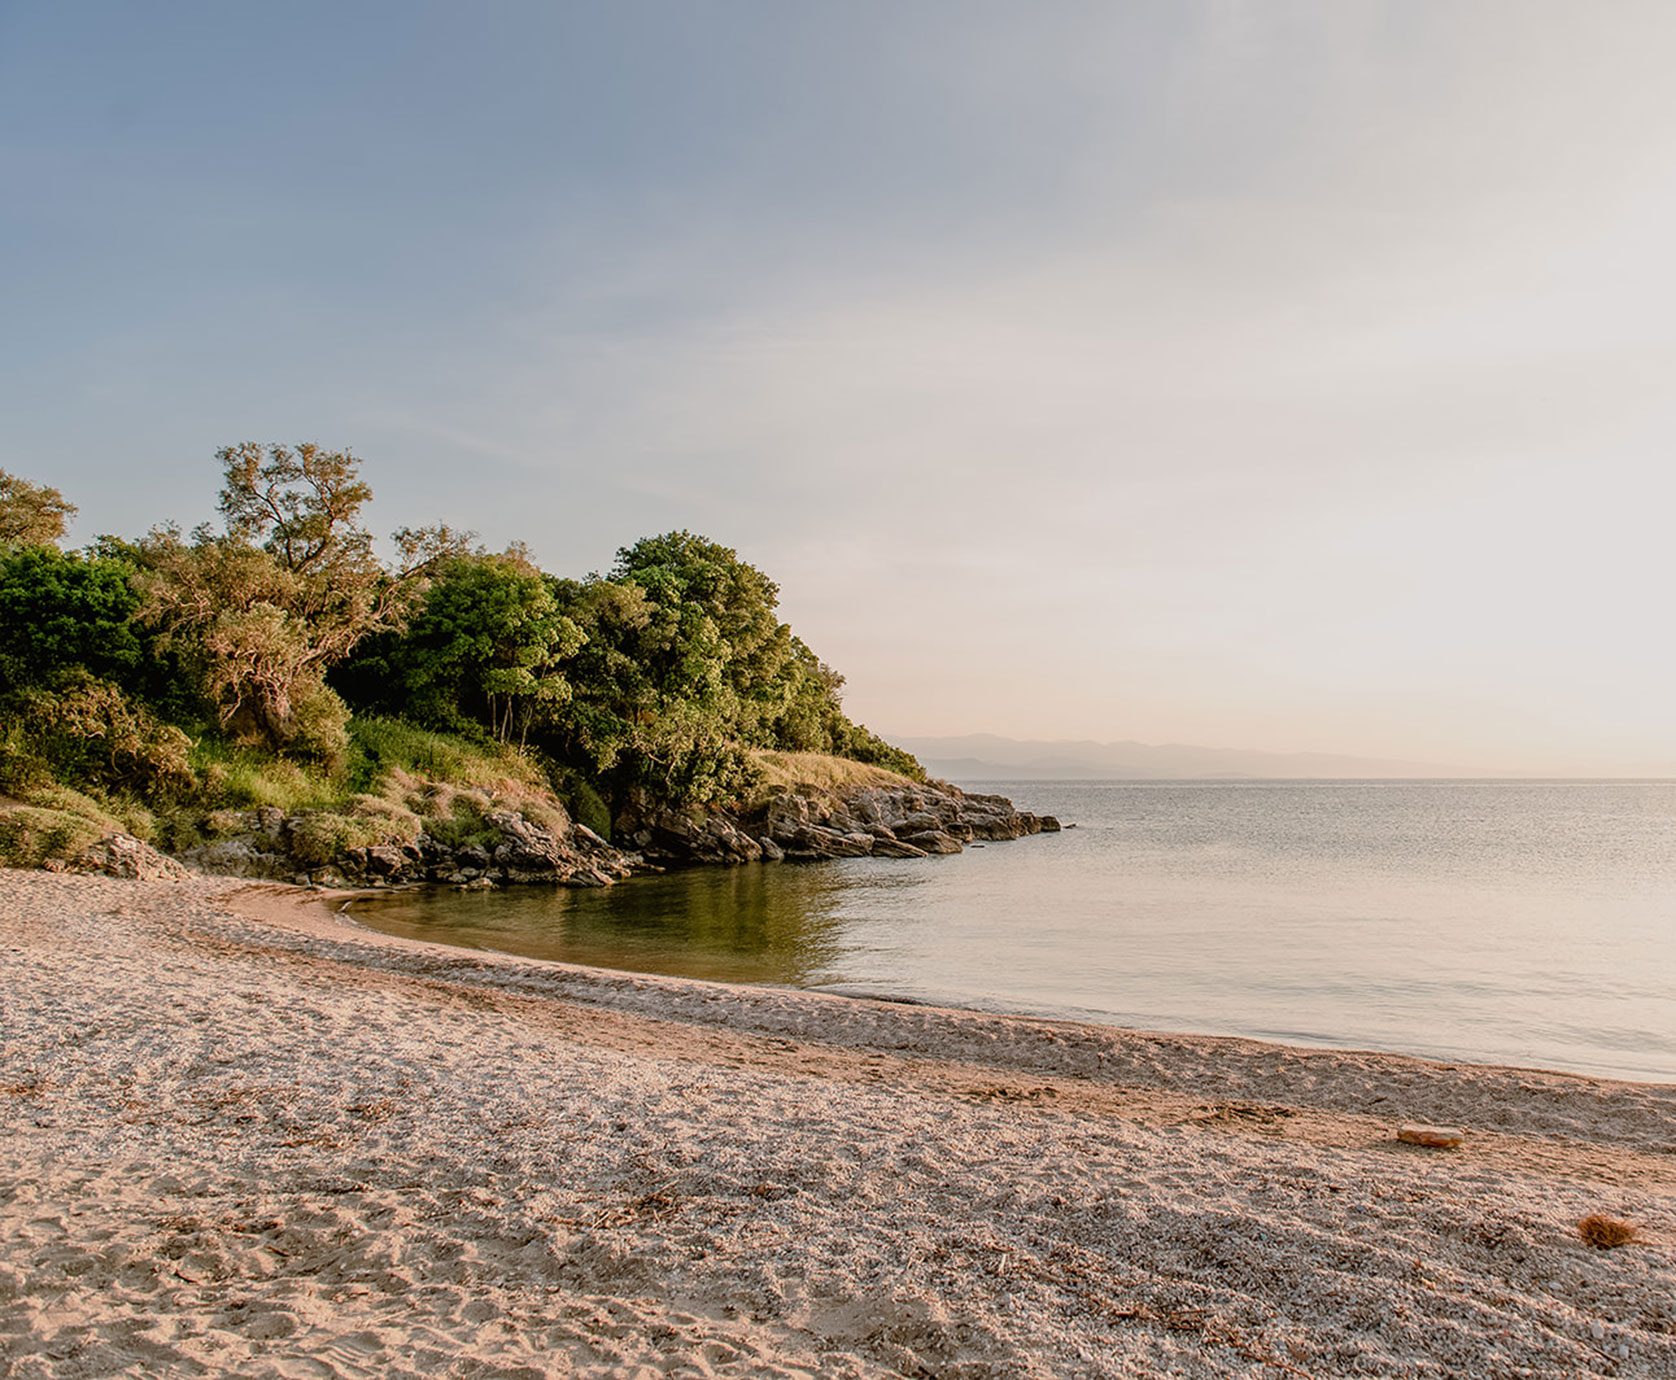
[{"xmin": 5, "ymin": 2, "xmax": 1675, "ymax": 772}]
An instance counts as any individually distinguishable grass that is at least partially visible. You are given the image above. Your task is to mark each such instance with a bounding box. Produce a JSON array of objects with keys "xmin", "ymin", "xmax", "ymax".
[
  {"xmin": 296, "ymin": 719, "xmax": 571, "ymax": 854},
  {"xmin": 0, "ymin": 782, "xmax": 159, "ymax": 869},
  {"xmin": 346, "ymin": 716, "xmax": 547, "ymax": 795},
  {"xmin": 749, "ymin": 750, "xmax": 919, "ymax": 802}
]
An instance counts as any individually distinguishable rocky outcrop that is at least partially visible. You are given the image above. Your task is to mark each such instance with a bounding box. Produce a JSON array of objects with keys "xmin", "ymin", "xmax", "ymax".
[
  {"xmin": 617, "ymin": 779, "xmax": 1060, "ymax": 868},
  {"xmin": 179, "ymin": 805, "xmax": 642, "ymax": 891},
  {"xmin": 165, "ymin": 773, "xmax": 1057, "ymax": 888},
  {"xmin": 63, "ymin": 832, "xmax": 198, "ymax": 882}
]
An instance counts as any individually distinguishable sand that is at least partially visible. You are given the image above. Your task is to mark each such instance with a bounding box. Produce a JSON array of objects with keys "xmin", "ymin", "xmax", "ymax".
[{"xmin": 1, "ymin": 870, "xmax": 1673, "ymax": 1378}]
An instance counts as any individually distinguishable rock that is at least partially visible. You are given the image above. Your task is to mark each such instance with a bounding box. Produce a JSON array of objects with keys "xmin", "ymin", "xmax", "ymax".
[
  {"xmin": 790, "ymin": 826, "xmax": 872, "ymax": 858},
  {"xmin": 1397, "ymin": 1124, "xmax": 1464, "ymax": 1148},
  {"xmin": 1038, "ymin": 815, "xmax": 1062, "ymax": 832},
  {"xmin": 573, "ymin": 824, "xmax": 610, "ymax": 849},
  {"xmin": 69, "ymin": 832, "xmax": 196, "ymax": 882},
  {"xmin": 606, "ymin": 769, "xmax": 1054, "ymax": 873},
  {"xmin": 486, "ymin": 809, "xmax": 573, "ymax": 877},
  {"xmin": 703, "ymin": 817, "xmax": 763, "ymax": 864},
  {"xmin": 899, "ymin": 830, "xmax": 963, "ymax": 855},
  {"xmin": 179, "ymin": 837, "xmax": 293, "ymax": 880},
  {"xmin": 365, "ymin": 845, "xmax": 409, "ymax": 878},
  {"xmin": 870, "ymin": 837, "xmax": 930, "ymax": 859}
]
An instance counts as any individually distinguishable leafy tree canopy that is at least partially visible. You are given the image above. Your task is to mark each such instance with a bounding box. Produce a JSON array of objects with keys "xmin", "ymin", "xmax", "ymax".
[
  {"xmin": 336, "ymin": 549, "xmax": 583, "ymax": 745},
  {"xmin": 0, "ymin": 470, "xmax": 76, "ymax": 548},
  {"xmin": 0, "ymin": 545, "xmax": 143, "ymax": 698},
  {"xmin": 137, "ymin": 443, "xmax": 467, "ymax": 758}
]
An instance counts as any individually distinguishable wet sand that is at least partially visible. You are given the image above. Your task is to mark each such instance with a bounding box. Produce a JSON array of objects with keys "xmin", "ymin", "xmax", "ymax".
[{"xmin": 2, "ymin": 869, "xmax": 1673, "ymax": 1377}]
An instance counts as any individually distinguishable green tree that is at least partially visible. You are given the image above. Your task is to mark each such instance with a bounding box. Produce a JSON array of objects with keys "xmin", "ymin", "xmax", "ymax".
[
  {"xmin": 0, "ymin": 543, "xmax": 195, "ymax": 794},
  {"xmin": 0, "ymin": 545, "xmax": 144, "ymax": 696},
  {"xmin": 0, "ymin": 470, "xmax": 76, "ymax": 548},
  {"xmin": 138, "ymin": 443, "xmax": 466, "ymax": 759},
  {"xmin": 610, "ymin": 531, "xmax": 794, "ymax": 740},
  {"xmin": 336, "ymin": 548, "xmax": 583, "ymax": 746},
  {"xmin": 542, "ymin": 575, "xmax": 656, "ymax": 774},
  {"xmin": 541, "ymin": 532, "xmax": 924, "ymax": 802}
]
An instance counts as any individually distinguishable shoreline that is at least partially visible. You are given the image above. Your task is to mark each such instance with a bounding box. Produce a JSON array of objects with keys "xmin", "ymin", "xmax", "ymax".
[
  {"xmin": 3, "ymin": 869, "xmax": 1674, "ymax": 1377},
  {"xmin": 338, "ymin": 876, "xmax": 1676, "ymax": 1091}
]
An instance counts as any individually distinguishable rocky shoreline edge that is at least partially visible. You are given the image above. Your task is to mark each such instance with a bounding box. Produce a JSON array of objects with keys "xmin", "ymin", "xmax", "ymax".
[{"xmin": 51, "ymin": 776, "xmax": 1062, "ymax": 889}]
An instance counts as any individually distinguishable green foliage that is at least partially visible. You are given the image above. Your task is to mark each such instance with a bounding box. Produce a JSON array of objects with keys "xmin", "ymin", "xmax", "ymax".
[
  {"xmin": 417, "ymin": 796, "xmax": 499, "ymax": 852},
  {"xmin": 832, "ymin": 723, "xmax": 927, "ymax": 781},
  {"xmin": 0, "ymin": 544, "xmax": 198, "ymax": 800},
  {"xmin": 0, "ymin": 545, "xmax": 144, "ymax": 697},
  {"xmin": 549, "ymin": 767, "xmax": 613, "ymax": 840},
  {"xmin": 3, "ymin": 677, "xmax": 196, "ymax": 796},
  {"xmin": 136, "ymin": 444, "xmax": 467, "ymax": 759},
  {"xmin": 0, "ymin": 470, "xmax": 76, "ymax": 548},
  {"xmin": 334, "ymin": 550, "xmax": 581, "ymax": 745},
  {"xmin": 0, "ymin": 782, "xmax": 157, "ymax": 869},
  {"xmin": 285, "ymin": 811, "xmax": 396, "ymax": 867},
  {"xmin": 190, "ymin": 742, "xmax": 340, "ymax": 812},
  {"xmin": 0, "ymin": 446, "xmax": 925, "ymax": 852},
  {"xmin": 611, "ymin": 530, "xmax": 794, "ymax": 737},
  {"xmin": 346, "ymin": 715, "xmax": 545, "ymax": 794},
  {"xmin": 216, "ymin": 441, "xmax": 373, "ymax": 571}
]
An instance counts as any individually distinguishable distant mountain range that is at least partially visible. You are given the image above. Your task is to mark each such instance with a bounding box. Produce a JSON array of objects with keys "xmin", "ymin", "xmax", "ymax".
[{"xmin": 886, "ymin": 733, "xmax": 1479, "ymax": 782}]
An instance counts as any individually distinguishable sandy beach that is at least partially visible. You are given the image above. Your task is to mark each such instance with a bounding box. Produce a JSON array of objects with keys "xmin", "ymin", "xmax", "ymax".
[{"xmin": 1, "ymin": 870, "xmax": 1672, "ymax": 1378}]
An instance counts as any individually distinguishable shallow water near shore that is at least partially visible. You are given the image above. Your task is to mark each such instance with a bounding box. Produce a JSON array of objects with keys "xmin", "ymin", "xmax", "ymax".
[{"xmin": 348, "ymin": 779, "xmax": 1676, "ymax": 1083}]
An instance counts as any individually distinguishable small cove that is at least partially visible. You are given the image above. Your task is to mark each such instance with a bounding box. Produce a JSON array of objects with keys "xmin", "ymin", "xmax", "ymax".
[{"xmin": 348, "ymin": 779, "xmax": 1676, "ymax": 1083}]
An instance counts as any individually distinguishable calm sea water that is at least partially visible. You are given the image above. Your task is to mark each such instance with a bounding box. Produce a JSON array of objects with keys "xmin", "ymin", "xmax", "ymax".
[{"xmin": 348, "ymin": 780, "xmax": 1676, "ymax": 1083}]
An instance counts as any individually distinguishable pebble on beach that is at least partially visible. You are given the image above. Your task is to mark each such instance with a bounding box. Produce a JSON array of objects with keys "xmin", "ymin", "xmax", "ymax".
[{"xmin": 1398, "ymin": 1123, "xmax": 1466, "ymax": 1148}]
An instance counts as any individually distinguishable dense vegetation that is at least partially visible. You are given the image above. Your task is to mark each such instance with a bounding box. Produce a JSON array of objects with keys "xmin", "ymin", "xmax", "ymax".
[{"xmin": 0, "ymin": 446, "xmax": 922, "ymax": 860}]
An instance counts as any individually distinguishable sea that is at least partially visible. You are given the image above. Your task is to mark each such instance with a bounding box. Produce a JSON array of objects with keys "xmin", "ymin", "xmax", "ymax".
[{"xmin": 347, "ymin": 779, "xmax": 1676, "ymax": 1084}]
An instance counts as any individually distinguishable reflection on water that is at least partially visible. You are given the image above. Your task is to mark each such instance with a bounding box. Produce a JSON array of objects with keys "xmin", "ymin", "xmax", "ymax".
[
  {"xmin": 347, "ymin": 780, "xmax": 1676, "ymax": 1082},
  {"xmin": 348, "ymin": 863, "xmax": 858, "ymax": 986}
]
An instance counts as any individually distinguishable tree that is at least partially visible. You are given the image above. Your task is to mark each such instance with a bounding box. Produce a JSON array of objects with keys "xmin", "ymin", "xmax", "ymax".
[
  {"xmin": 0, "ymin": 543, "xmax": 196, "ymax": 794},
  {"xmin": 336, "ymin": 549, "xmax": 583, "ymax": 745},
  {"xmin": 0, "ymin": 470, "xmax": 76, "ymax": 547},
  {"xmin": 610, "ymin": 531, "xmax": 797, "ymax": 741},
  {"xmin": 0, "ymin": 545, "xmax": 144, "ymax": 697},
  {"xmin": 138, "ymin": 443, "xmax": 466, "ymax": 758}
]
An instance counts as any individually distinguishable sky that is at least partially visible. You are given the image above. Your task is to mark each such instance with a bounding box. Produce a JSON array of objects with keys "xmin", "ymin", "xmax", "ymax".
[{"xmin": 3, "ymin": 2, "xmax": 1675, "ymax": 773}]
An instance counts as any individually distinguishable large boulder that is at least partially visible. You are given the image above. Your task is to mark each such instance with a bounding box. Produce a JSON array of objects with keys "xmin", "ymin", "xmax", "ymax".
[
  {"xmin": 70, "ymin": 832, "xmax": 197, "ymax": 882},
  {"xmin": 179, "ymin": 836, "xmax": 294, "ymax": 880},
  {"xmin": 898, "ymin": 830, "xmax": 964, "ymax": 855}
]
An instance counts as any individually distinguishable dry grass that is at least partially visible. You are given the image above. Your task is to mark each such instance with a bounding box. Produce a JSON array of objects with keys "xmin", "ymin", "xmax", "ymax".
[
  {"xmin": 1577, "ymin": 1214, "xmax": 1639, "ymax": 1248},
  {"xmin": 749, "ymin": 750, "xmax": 917, "ymax": 800}
]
